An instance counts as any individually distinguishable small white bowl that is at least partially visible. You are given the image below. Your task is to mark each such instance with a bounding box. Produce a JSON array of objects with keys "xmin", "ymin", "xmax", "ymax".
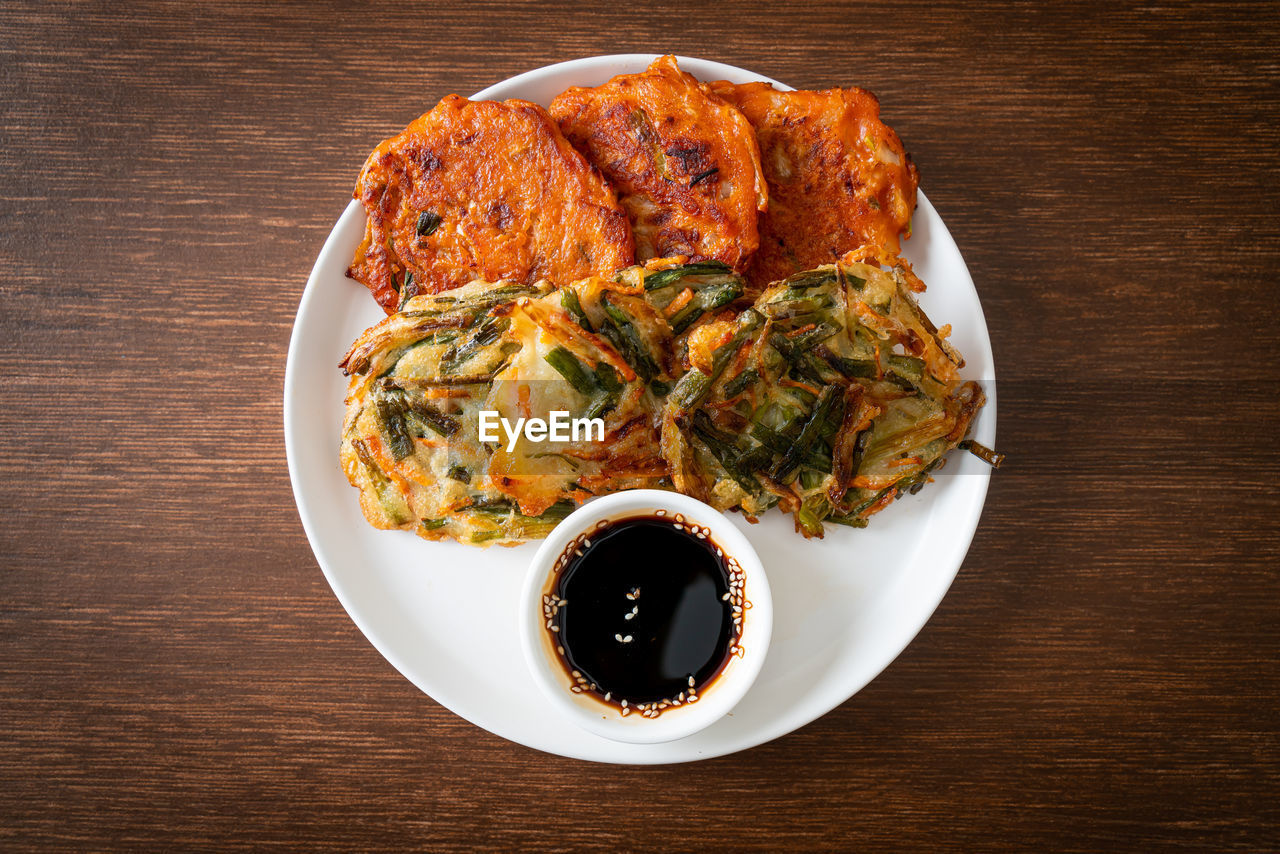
[{"xmin": 519, "ymin": 489, "xmax": 772, "ymax": 744}]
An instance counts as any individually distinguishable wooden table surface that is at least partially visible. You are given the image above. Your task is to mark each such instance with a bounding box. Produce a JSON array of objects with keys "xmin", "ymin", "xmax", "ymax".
[{"xmin": 3, "ymin": 1, "xmax": 1278, "ymax": 849}]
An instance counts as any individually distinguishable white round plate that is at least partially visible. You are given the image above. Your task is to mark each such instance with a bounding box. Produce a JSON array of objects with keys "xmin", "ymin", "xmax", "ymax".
[{"xmin": 284, "ymin": 55, "xmax": 996, "ymax": 764}]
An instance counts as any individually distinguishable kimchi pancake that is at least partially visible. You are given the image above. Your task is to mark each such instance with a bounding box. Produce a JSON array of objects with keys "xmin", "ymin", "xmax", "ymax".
[
  {"xmin": 707, "ymin": 82, "xmax": 919, "ymax": 290},
  {"xmin": 550, "ymin": 56, "xmax": 767, "ymax": 272},
  {"xmin": 349, "ymin": 95, "xmax": 635, "ymax": 313}
]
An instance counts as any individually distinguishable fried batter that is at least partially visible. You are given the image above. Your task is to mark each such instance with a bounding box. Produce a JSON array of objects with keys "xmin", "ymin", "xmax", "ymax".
[
  {"xmin": 659, "ymin": 263, "xmax": 984, "ymax": 538},
  {"xmin": 550, "ymin": 56, "xmax": 767, "ymax": 272},
  {"xmin": 349, "ymin": 95, "xmax": 635, "ymax": 313},
  {"xmin": 707, "ymin": 82, "xmax": 919, "ymax": 290},
  {"xmin": 338, "ymin": 262, "xmax": 994, "ymax": 545},
  {"xmin": 338, "ymin": 262, "xmax": 751, "ymax": 545}
]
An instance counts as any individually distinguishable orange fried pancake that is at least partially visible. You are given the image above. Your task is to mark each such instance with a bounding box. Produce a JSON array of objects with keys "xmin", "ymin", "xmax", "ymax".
[
  {"xmin": 349, "ymin": 95, "xmax": 635, "ymax": 313},
  {"xmin": 707, "ymin": 82, "xmax": 919, "ymax": 290},
  {"xmin": 550, "ymin": 56, "xmax": 767, "ymax": 272}
]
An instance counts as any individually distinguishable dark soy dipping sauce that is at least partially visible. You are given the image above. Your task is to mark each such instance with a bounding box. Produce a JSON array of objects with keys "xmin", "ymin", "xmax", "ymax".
[{"xmin": 551, "ymin": 516, "xmax": 736, "ymax": 706}]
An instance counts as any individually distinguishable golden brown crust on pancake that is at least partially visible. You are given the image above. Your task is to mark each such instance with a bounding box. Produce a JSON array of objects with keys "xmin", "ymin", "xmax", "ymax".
[
  {"xmin": 550, "ymin": 56, "xmax": 767, "ymax": 272},
  {"xmin": 707, "ymin": 82, "xmax": 918, "ymax": 290},
  {"xmin": 349, "ymin": 95, "xmax": 635, "ymax": 313}
]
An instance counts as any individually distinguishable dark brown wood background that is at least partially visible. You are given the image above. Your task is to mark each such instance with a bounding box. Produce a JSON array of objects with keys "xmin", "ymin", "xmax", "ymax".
[{"xmin": 2, "ymin": 0, "xmax": 1277, "ymax": 849}]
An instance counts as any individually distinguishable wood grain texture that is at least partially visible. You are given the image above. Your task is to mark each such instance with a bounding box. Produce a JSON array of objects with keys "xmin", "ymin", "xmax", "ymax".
[{"xmin": 2, "ymin": 0, "xmax": 1278, "ymax": 849}]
